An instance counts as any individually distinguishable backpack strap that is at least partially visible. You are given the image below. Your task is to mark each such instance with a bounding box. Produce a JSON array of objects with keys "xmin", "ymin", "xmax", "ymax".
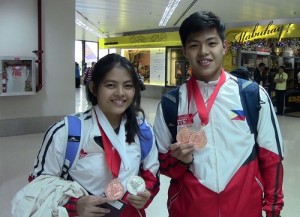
[
  {"xmin": 161, "ymin": 87, "xmax": 180, "ymax": 143},
  {"xmin": 61, "ymin": 114, "xmax": 153, "ymax": 174},
  {"xmin": 61, "ymin": 114, "xmax": 83, "ymax": 179},
  {"xmin": 138, "ymin": 118, "xmax": 153, "ymax": 161},
  {"xmin": 237, "ymin": 78, "xmax": 261, "ymax": 140}
]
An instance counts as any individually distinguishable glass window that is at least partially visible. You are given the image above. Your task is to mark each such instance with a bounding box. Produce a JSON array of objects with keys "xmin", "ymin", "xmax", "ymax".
[
  {"xmin": 121, "ymin": 48, "xmax": 165, "ymax": 86},
  {"xmin": 166, "ymin": 46, "xmax": 190, "ymax": 86},
  {"xmin": 85, "ymin": 42, "xmax": 98, "ymax": 67},
  {"xmin": 75, "ymin": 41, "xmax": 83, "ymax": 75},
  {"xmin": 99, "ymin": 49, "xmax": 109, "ymax": 59},
  {"xmin": 109, "ymin": 48, "xmax": 116, "ymax": 54}
]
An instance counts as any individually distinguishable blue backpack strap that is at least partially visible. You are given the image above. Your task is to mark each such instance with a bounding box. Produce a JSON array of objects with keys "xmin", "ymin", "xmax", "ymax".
[
  {"xmin": 237, "ymin": 78, "xmax": 261, "ymax": 140},
  {"xmin": 138, "ymin": 119, "xmax": 153, "ymax": 161},
  {"xmin": 161, "ymin": 87, "xmax": 180, "ymax": 143},
  {"xmin": 61, "ymin": 114, "xmax": 82, "ymax": 179}
]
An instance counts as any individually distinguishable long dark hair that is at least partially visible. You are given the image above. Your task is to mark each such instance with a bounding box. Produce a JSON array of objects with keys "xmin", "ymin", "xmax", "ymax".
[{"xmin": 87, "ymin": 53, "xmax": 145, "ymax": 143}]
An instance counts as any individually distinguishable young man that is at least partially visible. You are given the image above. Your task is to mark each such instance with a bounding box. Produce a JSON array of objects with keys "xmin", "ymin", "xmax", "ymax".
[
  {"xmin": 154, "ymin": 11, "xmax": 284, "ymax": 217},
  {"xmin": 254, "ymin": 62, "xmax": 266, "ymax": 85},
  {"xmin": 274, "ymin": 65, "xmax": 288, "ymax": 115}
]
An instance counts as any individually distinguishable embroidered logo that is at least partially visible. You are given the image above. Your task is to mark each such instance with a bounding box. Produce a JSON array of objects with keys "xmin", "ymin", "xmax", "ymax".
[
  {"xmin": 79, "ymin": 149, "xmax": 87, "ymax": 159},
  {"xmin": 231, "ymin": 110, "xmax": 246, "ymax": 121},
  {"xmin": 68, "ymin": 136, "xmax": 80, "ymax": 142}
]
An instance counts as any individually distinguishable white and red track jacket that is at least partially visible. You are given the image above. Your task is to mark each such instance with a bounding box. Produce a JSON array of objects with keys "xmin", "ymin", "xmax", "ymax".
[
  {"xmin": 29, "ymin": 107, "xmax": 160, "ymax": 217},
  {"xmin": 154, "ymin": 73, "xmax": 284, "ymax": 217}
]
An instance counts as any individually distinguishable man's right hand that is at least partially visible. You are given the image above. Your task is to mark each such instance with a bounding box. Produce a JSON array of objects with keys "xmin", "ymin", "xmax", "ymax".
[{"xmin": 170, "ymin": 142, "xmax": 195, "ymax": 164}]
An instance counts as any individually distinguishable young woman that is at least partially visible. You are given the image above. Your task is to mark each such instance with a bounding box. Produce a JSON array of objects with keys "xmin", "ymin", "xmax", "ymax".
[{"xmin": 22, "ymin": 53, "xmax": 160, "ymax": 217}]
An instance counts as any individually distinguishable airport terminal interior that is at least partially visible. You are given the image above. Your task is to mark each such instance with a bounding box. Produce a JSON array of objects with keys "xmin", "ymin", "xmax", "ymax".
[
  {"xmin": 0, "ymin": 85, "xmax": 299, "ymax": 217},
  {"xmin": 1, "ymin": 1, "xmax": 300, "ymax": 216}
]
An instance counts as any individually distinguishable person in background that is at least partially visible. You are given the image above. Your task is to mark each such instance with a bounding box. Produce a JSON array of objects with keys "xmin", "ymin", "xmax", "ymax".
[
  {"xmin": 254, "ymin": 62, "xmax": 266, "ymax": 85},
  {"xmin": 136, "ymin": 70, "xmax": 146, "ymax": 91},
  {"xmin": 22, "ymin": 54, "xmax": 160, "ymax": 217},
  {"xmin": 154, "ymin": 11, "xmax": 284, "ymax": 217},
  {"xmin": 262, "ymin": 66, "xmax": 269, "ymax": 88},
  {"xmin": 267, "ymin": 68, "xmax": 276, "ymax": 97},
  {"xmin": 75, "ymin": 62, "xmax": 81, "ymax": 88},
  {"xmin": 83, "ymin": 62, "xmax": 96, "ymax": 104},
  {"xmin": 274, "ymin": 65, "xmax": 288, "ymax": 115},
  {"xmin": 82, "ymin": 62, "xmax": 87, "ymax": 75},
  {"xmin": 297, "ymin": 71, "xmax": 300, "ymax": 88},
  {"xmin": 83, "ymin": 62, "xmax": 96, "ymax": 86}
]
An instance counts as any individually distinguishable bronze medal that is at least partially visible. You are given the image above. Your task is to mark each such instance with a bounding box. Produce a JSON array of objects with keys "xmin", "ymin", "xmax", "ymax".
[
  {"xmin": 176, "ymin": 127, "xmax": 192, "ymax": 143},
  {"xmin": 189, "ymin": 129, "xmax": 207, "ymax": 150},
  {"xmin": 105, "ymin": 179, "xmax": 124, "ymax": 201}
]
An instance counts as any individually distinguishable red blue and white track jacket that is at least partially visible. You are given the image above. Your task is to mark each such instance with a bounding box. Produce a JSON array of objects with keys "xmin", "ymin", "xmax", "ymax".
[
  {"xmin": 154, "ymin": 73, "xmax": 284, "ymax": 217},
  {"xmin": 29, "ymin": 108, "xmax": 160, "ymax": 217}
]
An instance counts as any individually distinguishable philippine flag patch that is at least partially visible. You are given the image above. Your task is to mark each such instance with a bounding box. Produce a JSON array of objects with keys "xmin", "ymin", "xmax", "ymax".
[{"xmin": 231, "ymin": 110, "xmax": 246, "ymax": 121}]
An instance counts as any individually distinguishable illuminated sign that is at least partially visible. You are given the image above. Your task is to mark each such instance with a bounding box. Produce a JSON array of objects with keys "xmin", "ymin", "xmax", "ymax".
[
  {"xmin": 129, "ymin": 33, "xmax": 167, "ymax": 43},
  {"xmin": 234, "ymin": 21, "xmax": 292, "ymax": 42}
]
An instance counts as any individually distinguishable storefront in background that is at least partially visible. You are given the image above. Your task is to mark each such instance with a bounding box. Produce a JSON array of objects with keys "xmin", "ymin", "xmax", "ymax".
[
  {"xmin": 121, "ymin": 48, "xmax": 166, "ymax": 86},
  {"xmin": 225, "ymin": 20, "xmax": 300, "ymax": 89},
  {"xmin": 100, "ymin": 32, "xmax": 185, "ymax": 87},
  {"xmin": 99, "ymin": 18, "xmax": 300, "ymax": 89}
]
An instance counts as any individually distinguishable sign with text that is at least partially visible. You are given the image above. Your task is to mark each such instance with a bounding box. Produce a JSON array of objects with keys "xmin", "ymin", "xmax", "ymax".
[{"xmin": 150, "ymin": 48, "xmax": 165, "ymax": 85}]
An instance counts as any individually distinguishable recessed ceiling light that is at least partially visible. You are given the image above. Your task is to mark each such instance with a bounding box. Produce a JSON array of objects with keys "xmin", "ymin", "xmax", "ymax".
[
  {"xmin": 159, "ymin": 0, "xmax": 181, "ymax": 26},
  {"xmin": 75, "ymin": 11, "xmax": 107, "ymax": 38}
]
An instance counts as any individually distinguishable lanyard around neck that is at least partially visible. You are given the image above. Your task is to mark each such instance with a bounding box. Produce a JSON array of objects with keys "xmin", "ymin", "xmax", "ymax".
[
  {"xmin": 94, "ymin": 109, "xmax": 121, "ymax": 178},
  {"xmin": 186, "ymin": 69, "xmax": 226, "ymax": 126}
]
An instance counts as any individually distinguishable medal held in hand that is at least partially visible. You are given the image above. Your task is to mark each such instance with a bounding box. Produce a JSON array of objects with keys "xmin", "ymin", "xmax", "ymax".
[
  {"xmin": 126, "ymin": 175, "xmax": 146, "ymax": 195},
  {"xmin": 176, "ymin": 126, "xmax": 207, "ymax": 149},
  {"xmin": 105, "ymin": 179, "xmax": 124, "ymax": 201},
  {"xmin": 176, "ymin": 127, "xmax": 192, "ymax": 143},
  {"xmin": 189, "ymin": 129, "xmax": 207, "ymax": 150}
]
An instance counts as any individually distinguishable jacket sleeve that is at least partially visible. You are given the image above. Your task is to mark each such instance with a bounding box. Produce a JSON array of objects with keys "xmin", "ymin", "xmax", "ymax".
[
  {"xmin": 29, "ymin": 119, "xmax": 68, "ymax": 179},
  {"xmin": 259, "ymin": 148, "xmax": 283, "ymax": 217},
  {"xmin": 138, "ymin": 123, "xmax": 160, "ymax": 208},
  {"xmin": 28, "ymin": 119, "xmax": 85, "ymax": 217},
  {"xmin": 63, "ymin": 197, "xmax": 79, "ymax": 217},
  {"xmin": 257, "ymin": 89, "xmax": 284, "ymax": 216},
  {"xmin": 154, "ymin": 104, "xmax": 189, "ymax": 179},
  {"xmin": 159, "ymin": 151, "xmax": 191, "ymax": 179}
]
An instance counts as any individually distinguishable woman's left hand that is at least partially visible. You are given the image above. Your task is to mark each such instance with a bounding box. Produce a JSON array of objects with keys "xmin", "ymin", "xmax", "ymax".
[{"xmin": 126, "ymin": 189, "xmax": 151, "ymax": 209}]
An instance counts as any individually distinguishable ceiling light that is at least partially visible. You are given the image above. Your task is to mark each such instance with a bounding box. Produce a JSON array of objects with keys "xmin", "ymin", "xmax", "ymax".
[
  {"xmin": 159, "ymin": 0, "xmax": 181, "ymax": 26},
  {"xmin": 75, "ymin": 11, "xmax": 107, "ymax": 38}
]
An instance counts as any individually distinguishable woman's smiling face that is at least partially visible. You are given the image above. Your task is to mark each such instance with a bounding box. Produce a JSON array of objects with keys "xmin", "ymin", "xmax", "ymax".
[{"xmin": 95, "ymin": 65, "xmax": 135, "ymax": 122}]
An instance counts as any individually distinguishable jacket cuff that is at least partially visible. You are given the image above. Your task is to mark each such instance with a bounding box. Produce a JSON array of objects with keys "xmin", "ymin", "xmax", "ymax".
[
  {"xmin": 265, "ymin": 211, "xmax": 281, "ymax": 217},
  {"xmin": 64, "ymin": 197, "xmax": 79, "ymax": 217}
]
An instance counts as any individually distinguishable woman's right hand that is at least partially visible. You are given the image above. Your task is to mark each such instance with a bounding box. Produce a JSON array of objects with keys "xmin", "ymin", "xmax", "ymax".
[{"xmin": 77, "ymin": 195, "xmax": 111, "ymax": 217}]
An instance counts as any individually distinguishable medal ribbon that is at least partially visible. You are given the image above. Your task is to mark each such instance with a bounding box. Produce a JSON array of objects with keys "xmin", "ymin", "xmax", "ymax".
[
  {"xmin": 94, "ymin": 109, "xmax": 121, "ymax": 178},
  {"xmin": 187, "ymin": 68, "xmax": 226, "ymax": 126}
]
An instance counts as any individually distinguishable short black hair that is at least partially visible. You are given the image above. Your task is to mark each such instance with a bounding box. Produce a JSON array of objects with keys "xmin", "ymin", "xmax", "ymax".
[{"xmin": 179, "ymin": 11, "xmax": 226, "ymax": 47}]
